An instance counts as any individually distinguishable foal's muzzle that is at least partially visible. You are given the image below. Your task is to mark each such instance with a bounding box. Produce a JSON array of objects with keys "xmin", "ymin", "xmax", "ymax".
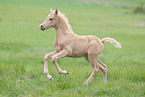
[{"xmin": 40, "ymin": 25, "xmax": 45, "ymax": 31}]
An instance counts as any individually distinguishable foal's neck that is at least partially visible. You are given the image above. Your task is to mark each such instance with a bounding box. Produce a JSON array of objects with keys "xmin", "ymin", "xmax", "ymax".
[{"xmin": 55, "ymin": 15, "xmax": 73, "ymax": 39}]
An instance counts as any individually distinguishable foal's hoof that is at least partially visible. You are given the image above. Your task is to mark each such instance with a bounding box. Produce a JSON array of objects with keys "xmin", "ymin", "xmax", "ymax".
[
  {"xmin": 49, "ymin": 77, "xmax": 53, "ymax": 81},
  {"xmin": 65, "ymin": 70, "xmax": 69, "ymax": 74},
  {"xmin": 47, "ymin": 75, "xmax": 53, "ymax": 81},
  {"xmin": 66, "ymin": 71, "xmax": 69, "ymax": 74},
  {"xmin": 83, "ymin": 82, "xmax": 88, "ymax": 85},
  {"xmin": 62, "ymin": 70, "xmax": 69, "ymax": 74}
]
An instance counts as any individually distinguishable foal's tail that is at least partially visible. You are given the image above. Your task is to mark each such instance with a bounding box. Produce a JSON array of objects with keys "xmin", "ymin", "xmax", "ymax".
[{"xmin": 102, "ymin": 37, "xmax": 122, "ymax": 48}]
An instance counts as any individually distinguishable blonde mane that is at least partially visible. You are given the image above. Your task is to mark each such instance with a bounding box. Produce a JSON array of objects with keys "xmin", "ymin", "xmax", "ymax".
[{"xmin": 57, "ymin": 12, "xmax": 74, "ymax": 33}]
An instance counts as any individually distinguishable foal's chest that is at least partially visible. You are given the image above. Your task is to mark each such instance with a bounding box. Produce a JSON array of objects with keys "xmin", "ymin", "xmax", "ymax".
[{"xmin": 54, "ymin": 40, "xmax": 64, "ymax": 52}]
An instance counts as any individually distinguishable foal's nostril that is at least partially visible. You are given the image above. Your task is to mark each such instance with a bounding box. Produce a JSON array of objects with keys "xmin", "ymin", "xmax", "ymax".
[{"xmin": 40, "ymin": 25, "xmax": 45, "ymax": 31}]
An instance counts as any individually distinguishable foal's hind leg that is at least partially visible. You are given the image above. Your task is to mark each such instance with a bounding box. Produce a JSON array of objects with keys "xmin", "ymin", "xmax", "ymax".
[
  {"xmin": 85, "ymin": 55, "xmax": 107, "ymax": 83},
  {"xmin": 44, "ymin": 51, "xmax": 56, "ymax": 80},
  {"xmin": 83, "ymin": 54, "xmax": 99, "ymax": 85},
  {"xmin": 97, "ymin": 60, "xmax": 107, "ymax": 83}
]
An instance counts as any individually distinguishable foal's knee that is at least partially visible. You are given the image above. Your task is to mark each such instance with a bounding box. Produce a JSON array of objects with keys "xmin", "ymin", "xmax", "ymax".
[
  {"xmin": 93, "ymin": 69, "xmax": 99, "ymax": 75},
  {"xmin": 44, "ymin": 54, "xmax": 48, "ymax": 61},
  {"xmin": 96, "ymin": 69, "xmax": 99, "ymax": 73},
  {"xmin": 99, "ymin": 64, "xmax": 107, "ymax": 73},
  {"xmin": 51, "ymin": 56, "xmax": 56, "ymax": 63},
  {"xmin": 44, "ymin": 71, "xmax": 48, "ymax": 75}
]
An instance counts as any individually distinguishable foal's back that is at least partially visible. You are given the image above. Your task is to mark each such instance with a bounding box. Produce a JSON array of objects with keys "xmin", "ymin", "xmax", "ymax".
[{"xmin": 69, "ymin": 34, "xmax": 104, "ymax": 57}]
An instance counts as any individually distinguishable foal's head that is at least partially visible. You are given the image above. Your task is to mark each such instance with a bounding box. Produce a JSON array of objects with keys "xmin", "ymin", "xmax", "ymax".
[{"xmin": 40, "ymin": 9, "xmax": 58, "ymax": 31}]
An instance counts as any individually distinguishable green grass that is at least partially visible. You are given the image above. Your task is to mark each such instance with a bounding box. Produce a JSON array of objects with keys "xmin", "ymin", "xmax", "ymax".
[
  {"xmin": 0, "ymin": 0, "xmax": 145, "ymax": 97},
  {"xmin": 87, "ymin": 0, "xmax": 145, "ymax": 5}
]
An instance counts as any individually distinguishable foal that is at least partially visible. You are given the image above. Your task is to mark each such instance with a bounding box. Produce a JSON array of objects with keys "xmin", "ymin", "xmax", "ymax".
[{"xmin": 39, "ymin": 9, "xmax": 121, "ymax": 85}]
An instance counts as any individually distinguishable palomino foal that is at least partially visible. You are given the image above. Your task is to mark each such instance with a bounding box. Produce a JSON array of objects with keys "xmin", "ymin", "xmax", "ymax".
[{"xmin": 39, "ymin": 9, "xmax": 121, "ymax": 85}]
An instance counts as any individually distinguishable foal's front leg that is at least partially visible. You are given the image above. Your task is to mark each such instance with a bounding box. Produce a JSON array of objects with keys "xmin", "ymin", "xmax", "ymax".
[
  {"xmin": 52, "ymin": 49, "xmax": 69, "ymax": 74},
  {"xmin": 44, "ymin": 51, "xmax": 56, "ymax": 80}
]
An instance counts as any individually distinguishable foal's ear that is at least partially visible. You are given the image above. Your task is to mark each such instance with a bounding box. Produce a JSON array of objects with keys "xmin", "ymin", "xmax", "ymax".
[
  {"xmin": 55, "ymin": 8, "xmax": 58, "ymax": 15},
  {"xmin": 50, "ymin": 9, "xmax": 53, "ymax": 13}
]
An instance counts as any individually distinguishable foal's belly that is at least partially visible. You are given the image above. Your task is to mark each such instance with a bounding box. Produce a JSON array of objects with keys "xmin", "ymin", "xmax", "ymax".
[{"xmin": 71, "ymin": 49, "xmax": 87, "ymax": 57}]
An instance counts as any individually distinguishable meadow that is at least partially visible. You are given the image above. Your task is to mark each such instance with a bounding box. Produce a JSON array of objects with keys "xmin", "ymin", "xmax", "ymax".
[{"xmin": 0, "ymin": 0, "xmax": 145, "ymax": 96}]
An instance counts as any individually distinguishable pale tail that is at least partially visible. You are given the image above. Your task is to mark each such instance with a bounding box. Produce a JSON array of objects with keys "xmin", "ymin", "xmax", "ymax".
[{"xmin": 102, "ymin": 37, "xmax": 122, "ymax": 48}]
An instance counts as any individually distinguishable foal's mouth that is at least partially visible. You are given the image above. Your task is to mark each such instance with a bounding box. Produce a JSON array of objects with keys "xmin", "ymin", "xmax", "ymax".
[{"xmin": 40, "ymin": 27, "xmax": 45, "ymax": 31}]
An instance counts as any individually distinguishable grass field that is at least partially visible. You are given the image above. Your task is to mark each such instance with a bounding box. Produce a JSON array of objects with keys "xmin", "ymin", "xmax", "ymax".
[{"xmin": 0, "ymin": 0, "xmax": 145, "ymax": 96}]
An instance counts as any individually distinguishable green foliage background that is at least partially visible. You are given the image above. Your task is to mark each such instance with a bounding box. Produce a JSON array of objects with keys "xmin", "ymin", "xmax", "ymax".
[{"xmin": 0, "ymin": 0, "xmax": 145, "ymax": 96}]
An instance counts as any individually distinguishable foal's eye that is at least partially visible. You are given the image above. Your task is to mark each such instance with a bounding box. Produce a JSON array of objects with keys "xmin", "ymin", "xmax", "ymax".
[{"xmin": 49, "ymin": 18, "xmax": 53, "ymax": 21}]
